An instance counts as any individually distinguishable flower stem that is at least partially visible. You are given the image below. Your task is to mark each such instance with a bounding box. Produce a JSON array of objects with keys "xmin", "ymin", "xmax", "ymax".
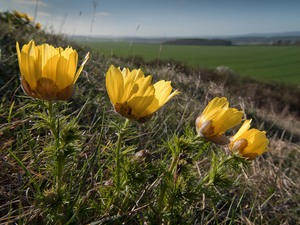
[
  {"xmin": 48, "ymin": 101, "xmax": 63, "ymax": 194},
  {"xmin": 48, "ymin": 101, "xmax": 57, "ymax": 139},
  {"xmin": 115, "ymin": 118, "xmax": 129, "ymax": 191},
  {"xmin": 168, "ymin": 153, "xmax": 179, "ymax": 174}
]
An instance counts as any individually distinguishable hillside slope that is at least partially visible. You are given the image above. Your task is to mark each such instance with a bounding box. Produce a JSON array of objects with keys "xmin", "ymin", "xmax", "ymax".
[{"xmin": 0, "ymin": 11, "xmax": 299, "ymax": 224}]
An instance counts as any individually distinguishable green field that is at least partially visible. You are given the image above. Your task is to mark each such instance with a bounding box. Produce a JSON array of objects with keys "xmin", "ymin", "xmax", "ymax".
[{"xmin": 81, "ymin": 41, "xmax": 300, "ymax": 84}]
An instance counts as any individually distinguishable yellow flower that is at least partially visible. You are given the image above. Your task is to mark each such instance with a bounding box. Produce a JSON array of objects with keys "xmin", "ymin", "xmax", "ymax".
[
  {"xmin": 24, "ymin": 13, "xmax": 33, "ymax": 22},
  {"xmin": 106, "ymin": 65, "xmax": 180, "ymax": 122},
  {"xmin": 195, "ymin": 97, "xmax": 243, "ymax": 145},
  {"xmin": 228, "ymin": 119, "xmax": 269, "ymax": 160},
  {"xmin": 13, "ymin": 10, "xmax": 26, "ymax": 19},
  {"xmin": 35, "ymin": 22, "xmax": 42, "ymax": 30},
  {"xmin": 16, "ymin": 40, "xmax": 89, "ymax": 101},
  {"xmin": 13, "ymin": 10, "xmax": 33, "ymax": 22}
]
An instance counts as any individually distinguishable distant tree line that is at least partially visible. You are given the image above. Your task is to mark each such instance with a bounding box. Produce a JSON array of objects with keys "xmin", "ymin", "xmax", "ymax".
[
  {"xmin": 163, "ymin": 38, "xmax": 232, "ymax": 46},
  {"xmin": 271, "ymin": 39, "xmax": 300, "ymax": 46}
]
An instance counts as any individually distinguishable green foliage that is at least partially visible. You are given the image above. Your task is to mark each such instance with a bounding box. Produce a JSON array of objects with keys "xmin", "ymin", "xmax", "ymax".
[{"xmin": 2, "ymin": 96, "xmax": 252, "ymax": 224}]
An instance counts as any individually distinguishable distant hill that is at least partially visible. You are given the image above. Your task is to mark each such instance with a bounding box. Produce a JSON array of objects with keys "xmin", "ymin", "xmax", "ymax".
[
  {"xmin": 233, "ymin": 31, "xmax": 300, "ymax": 37},
  {"xmin": 162, "ymin": 38, "xmax": 232, "ymax": 46},
  {"xmin": 70, "ymin": 30, "xmax": 300, "ymax": 46},
  {"xmin": 227, "ymin": 36, "xmax": 300, "ymax": 45}
]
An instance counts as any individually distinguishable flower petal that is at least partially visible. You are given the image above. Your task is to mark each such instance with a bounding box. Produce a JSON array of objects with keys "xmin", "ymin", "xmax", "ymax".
[
  {"xmin": 202, "ymin": 97, "xmax": 228, "ymax": 119},
  {"xmin": 144, "ymin": 80, "xmax": 180, "ymax": 115},
  {"xmin": 56, "ymin": 48, "xmax": 77, "ymax": 90},
  {"xmin": 128, "ymin": 95, "xmax": 155, "ymax": 118},
  {"xmin": 22, "ymin": 40, "xmax": 38, "ymax": 89},
  {"xmin": 243, "ymin": 130, "xmax": 269, "ymax": 156},
  {"xmin": 40, "ymin": 44, "xmax": 60, "ymax": 81},
  {"xmin": 74, "ymin": 52, "xmax": 89, "ymax": 83},
  {"xmin": 213, "ymin": 107, "xmax": 243, "ymax": 134},
  {"xmin": 106, "ymin": 65, "xmax": 125, "ymax": 105},
  {"xmin": 231, "ymin": 120, "xmax": 252, "ymax": 143}
]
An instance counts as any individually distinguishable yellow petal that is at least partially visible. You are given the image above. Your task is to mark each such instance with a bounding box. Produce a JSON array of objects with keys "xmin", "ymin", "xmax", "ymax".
[
  {"xmin": 231, "ymin": 120, "xmax": 252, "ymax": 142},
  {"xmin": 243, "ymin": 130, "xmax": 269, "ymax": 156},
  {"xmin": 213, "ymin": 108, "xmax": 243, "ymax": 135},
  {"xmin": 16, "ymin": 42, "xmax": 22, "ymax": 67},
  {"xmin": 121, "ymin": 67, "xmax": 130, "ymax": 79},
  {"xmin": 122, "ymin": 68, "xmax": 135, "ymax": 100},
  {"xmin": 127, "ymin": 76, "xmax": 155, "ymax": 117},
  {"xmin": 22, "ymin": 40, "xmax": 38, "ymax": 89},
  {"xmin": 142, "ymin": 98, "xmax": 160, "ymax": 116},
  {"xmin": 202, "ymin": 97, "xmax": 228, "ymax": 119},
  {"xmin": 128, "ymin": 75, "xmax": 154, "ymax": 100},
  {"xmin": 165, "ymin": 89, "xmax": 180, "ymax": 103},
  {"xmin": 119, "ymin": 68, "xmax": 149, "ymax": 101},
  {"xmin": 106, "ymin": 65, "xmax": 125, "ymax": 105},
  {"xmin": 153, "ymin": 80, "xmax": 172, "ymax": 105},
  {"xmin": 145, "ymin": 80, "xmax": 180, "ymax": 115},
  {"xmin": 74, "ymin": 52, "xmax": 89, "ymax": 83},
  {"xmin": 130, "ymin": 68, "xmax": 144, "ymax": 81},
  {"xmin": 56, "ymin": 48, "xmax": 77, "ymax": 90},
  {"xmin": 128, "ymin": 95, "xmax": 155, "ymax": 117},
  {"xmin": 40, "ymin": 44, "xmax": 60, "ymax": 81},
  {"xmin": 254, "ymin": 132, "xmax": 269, "ymax": 155}
]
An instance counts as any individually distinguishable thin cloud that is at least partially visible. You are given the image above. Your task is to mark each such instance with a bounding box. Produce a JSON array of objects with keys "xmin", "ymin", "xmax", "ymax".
[
  {"xmin": 37, "ymin": 11, "xmax": 50, "ymax": 17},
  {"xmin": 138, "ymin": 17, "xmax": 149, "ymax": 21},
  {"xmin": 15, "ymin": 0, "xmax": 49, "ymax": 7},
  {"xmin": 96, "ymin": 12, "xmax": 112, "ymax": 17}
]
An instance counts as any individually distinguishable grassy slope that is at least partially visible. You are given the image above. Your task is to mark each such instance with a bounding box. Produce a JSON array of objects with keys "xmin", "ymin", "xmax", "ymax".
[
  {"xmin": 81, "ymin": 41, "xmax": 300, "ymax": 84},
  {"xmin": 1, "ymin": 12, "xmax": 300, "ymax": 224}
]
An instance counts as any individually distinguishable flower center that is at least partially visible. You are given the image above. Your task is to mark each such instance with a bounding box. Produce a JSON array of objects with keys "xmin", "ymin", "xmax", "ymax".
[{"xmin": 115, "ymin": 102, "xmax": 134, "ymax": 119}]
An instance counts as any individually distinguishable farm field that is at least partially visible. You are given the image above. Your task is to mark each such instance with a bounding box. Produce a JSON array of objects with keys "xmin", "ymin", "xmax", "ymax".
[{"xmin": 80, "ymin": 41, "xmax": 300, "ymax": 84}]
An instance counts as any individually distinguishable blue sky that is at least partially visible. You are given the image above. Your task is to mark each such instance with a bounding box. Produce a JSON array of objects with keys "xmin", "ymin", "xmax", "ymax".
[{"xmin": 2, "ymin": 0, "xmax": 300, "ymax": 37}]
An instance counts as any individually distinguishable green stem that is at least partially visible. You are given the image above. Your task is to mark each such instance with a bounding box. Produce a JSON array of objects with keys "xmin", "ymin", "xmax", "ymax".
[
  {"xmin": 48, "ymin": 101, "xmax": 63, "ymax": 194},
  {"xmin": 48, "ymin": 101, "xmax": 57, "ymax": 138},
  {"xmin": 116, "ymin": 119, "xmax": 129, "ymax": 191},
  {"xmin": 168, "ymin": 153, "xmax": 179, "ymax": 174}
]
